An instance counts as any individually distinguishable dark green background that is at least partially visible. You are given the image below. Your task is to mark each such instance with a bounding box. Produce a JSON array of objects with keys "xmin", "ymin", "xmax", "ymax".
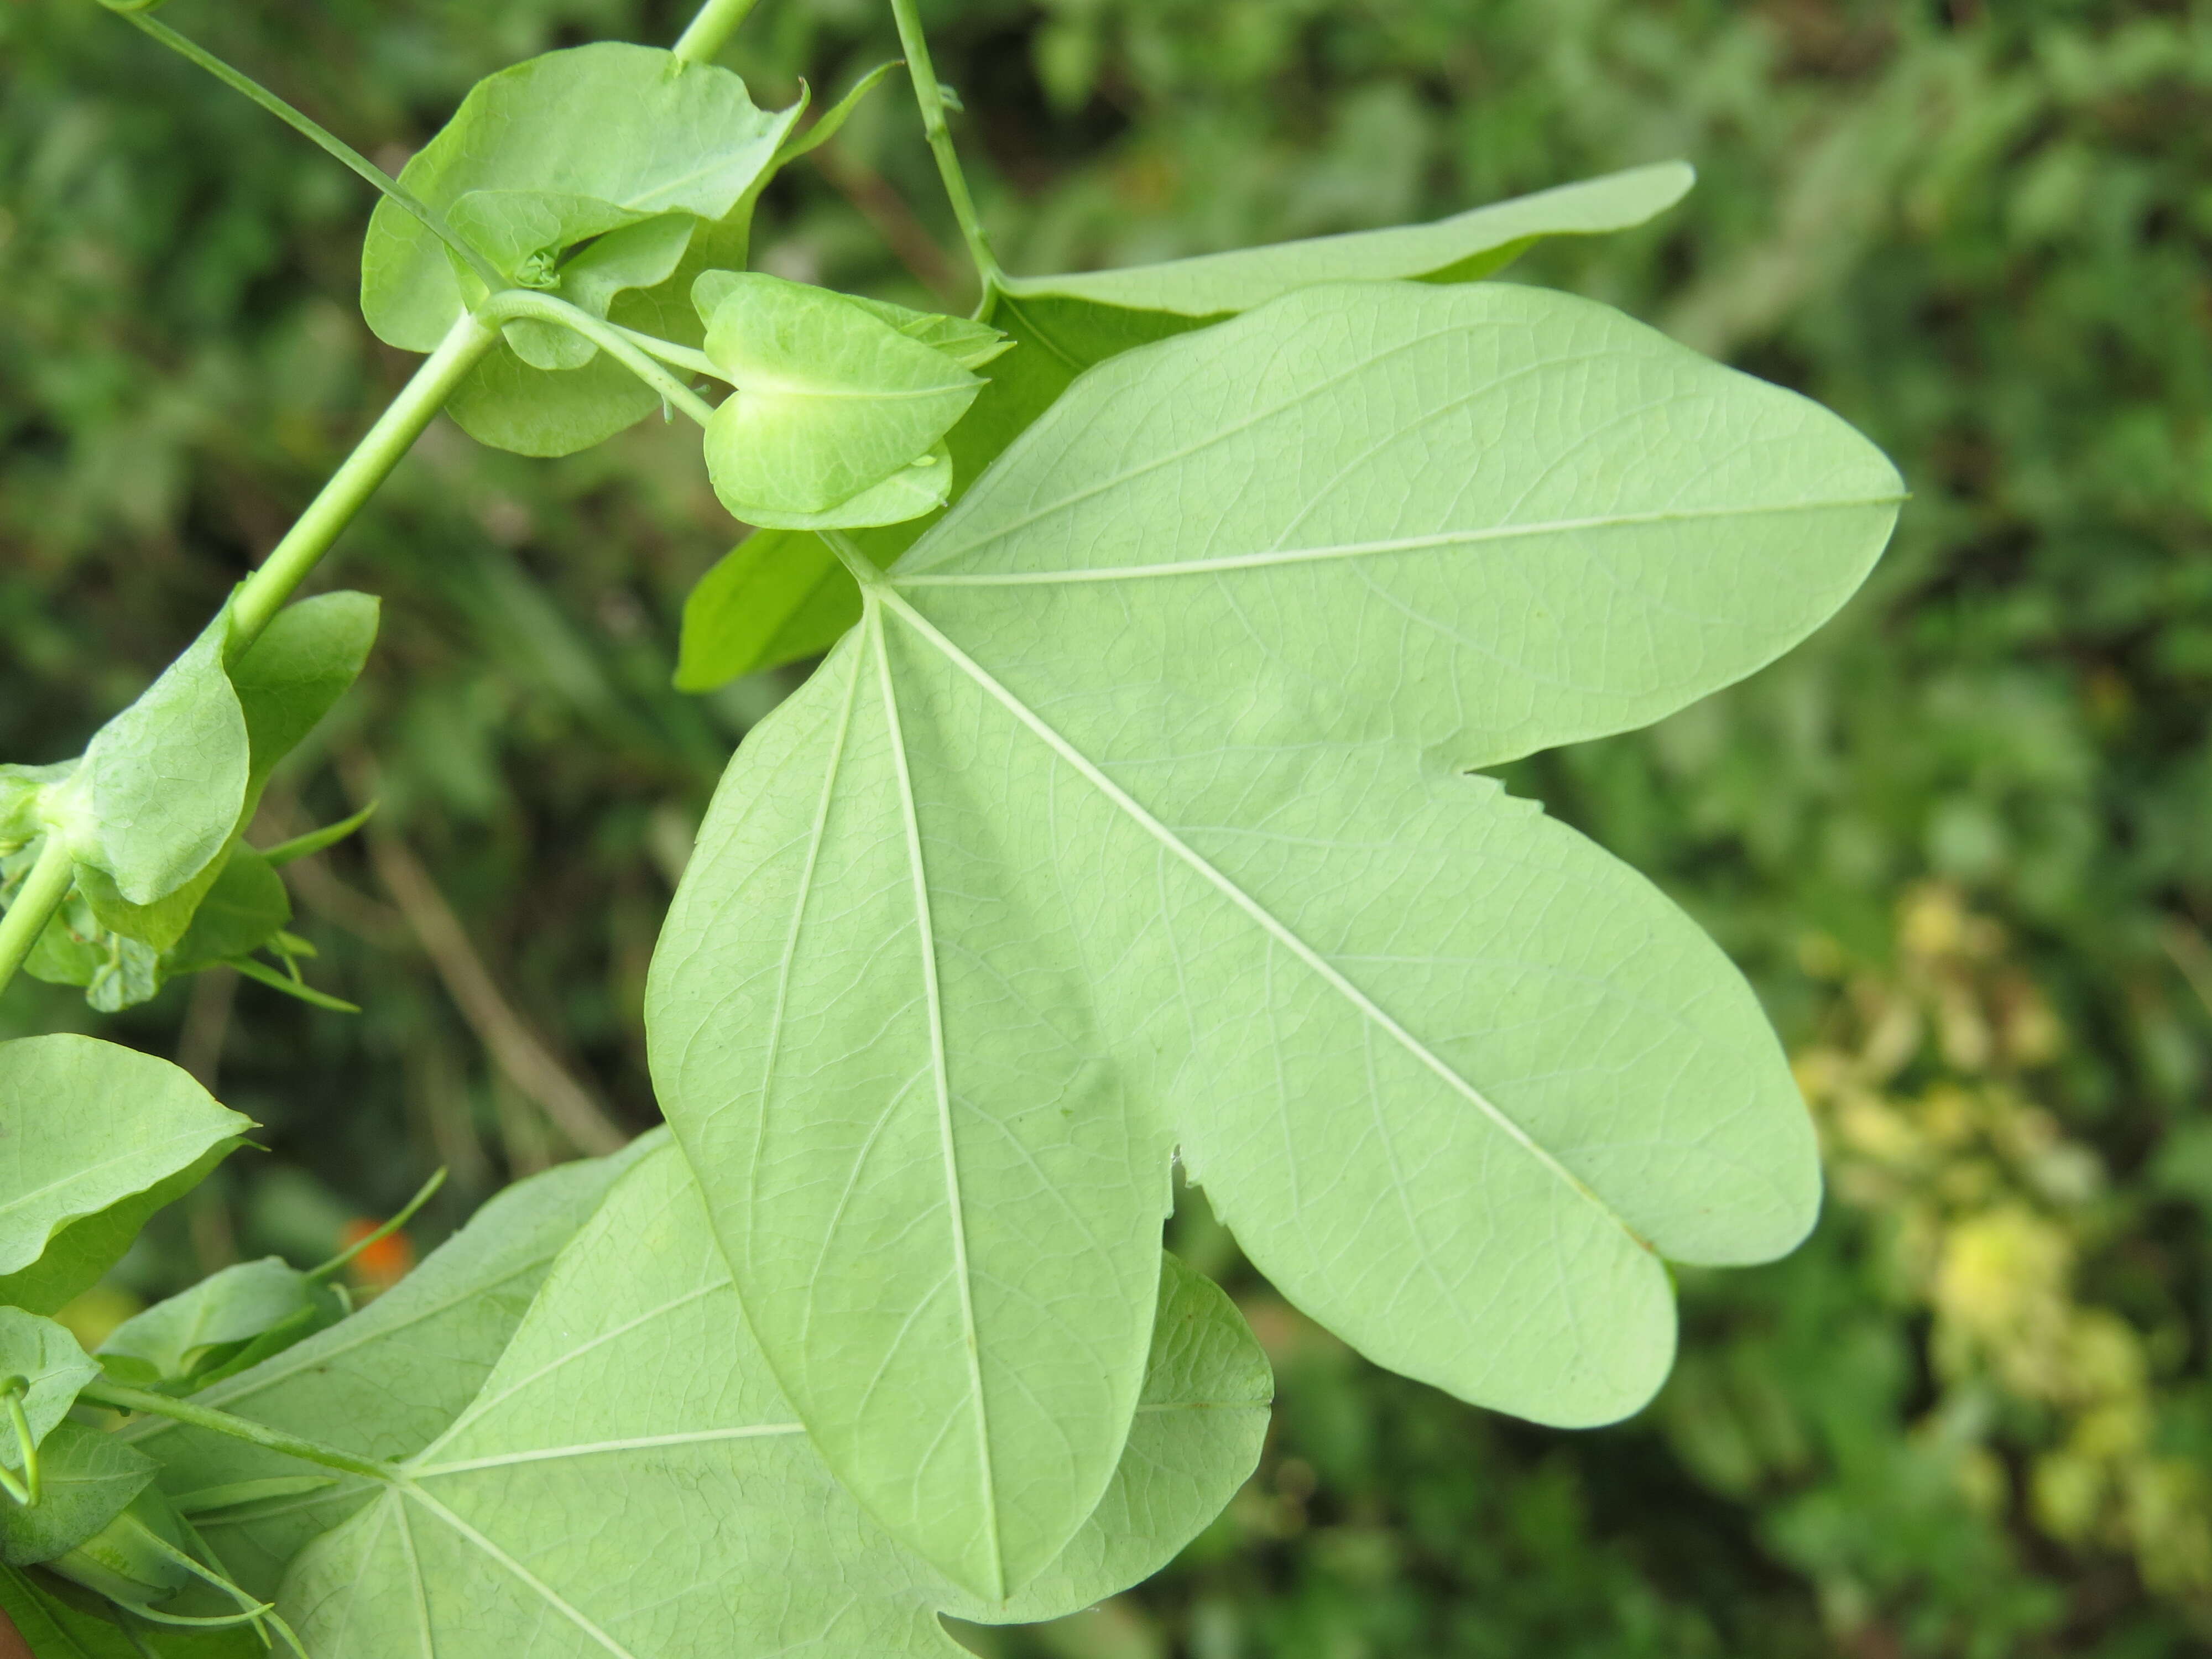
[{"xmin": 4, "ymin": 0, "xmax": 2211, "ymax": 1652}]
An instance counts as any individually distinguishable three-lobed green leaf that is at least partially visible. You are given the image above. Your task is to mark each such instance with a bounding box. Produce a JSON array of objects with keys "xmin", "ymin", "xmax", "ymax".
[
  {"xmin": 648, "ymin": 277, "xmax": 1903, "ymax": 1597},
  {"xmin": 673, "ymin": 162, "xmax": 1697, "ymax": 690},
  {"xmin": 276, "ymin": 1142, "xmax": 1269, "ymax": 1655}
]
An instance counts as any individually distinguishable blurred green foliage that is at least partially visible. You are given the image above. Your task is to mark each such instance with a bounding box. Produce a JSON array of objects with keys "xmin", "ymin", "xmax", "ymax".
[{"xmin": 3, "ymin": 0, "xmax": 2211, "ymax": 1652}]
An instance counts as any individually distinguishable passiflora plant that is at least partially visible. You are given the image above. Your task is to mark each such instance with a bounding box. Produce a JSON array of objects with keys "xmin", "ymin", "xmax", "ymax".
[{"xmin": 0, "ymin": 0, "xmax": 1903, "ymax": 1649}]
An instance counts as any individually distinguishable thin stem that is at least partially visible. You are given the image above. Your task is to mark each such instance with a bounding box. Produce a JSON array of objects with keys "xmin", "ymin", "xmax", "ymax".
[
  {"xmin": 821, "ymin": 529, "xmax": 885, "ymax": 589},
  {"xmin": 609, "ymin": 324, "xmax": 725, "ymax": 383},
  {"xmin": 3, "ymin": 1389, "xmax": 39, "ymax": 1506},
  {"xmin": 476, "ymin": 293, "xmax": 717, "ymax": 426},
  {"xmin": 226, "ymin": 312, "xmax": 499, "ymax": 660},
  {"xmin": 118, "ymin": 13, "xmax": 503, "ymax": 294},
  {"xmin": 84, "ymin": 1380, "xmax": 395, "ymax": 1486},
  {"xmin": 308, "ymin": 1166, "xmax": 446, "ymax": 1282},
  {"xmin": 886, "ymin": 0, "xmax": 1004, "ymax": 290},
  {"xmin": 672, "ymin": 0, "xmax": 761, "ymax": 63},
  {"xmin": 0, "ymin": 835, "xmax": 75, "ymax": 1003}
]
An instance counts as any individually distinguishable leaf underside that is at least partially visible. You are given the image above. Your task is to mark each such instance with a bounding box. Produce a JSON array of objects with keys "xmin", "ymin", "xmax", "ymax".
[
  {"xmin": 648, "ymin": 278, "xmax": 1903, "ymax": 1597},
  {"xmin": 673, "ymin": 161, "xmax": 1698, "ymax": 690},
  {"xmin": 278, "ymin": 1144, "xmax": 1268, "ymax": 1657}
]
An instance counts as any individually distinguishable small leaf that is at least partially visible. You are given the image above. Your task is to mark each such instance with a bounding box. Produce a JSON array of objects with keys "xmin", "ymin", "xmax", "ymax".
[
  {"xmin": 163, "ymin": 847, "xmax": 290, "ymax": 977},
  {"xmin": 0, "ymin": 1310, "xmax": 100, "ymax": 1465},
  {"xmin": 276, "ymin": 1144, "xmax": 1267, "ymax": 1652},
  {"xmin": 734, "ymin": 442, "xmax": 953, "ymax": 531},
  {"xmin": 227, "ymin": 591, "xmax": 379, "ymax": 807},
  {"xmin": 774, "ymin": 61, "xmax": 903, "ymax": 166},
  {"xmin": 0, "ymin": 1036, "xmax": 251, "ymax": 1281},
  {"xmin": 0, "ymin": 763, "xmax": 73, "ymax": 846},
  {"xmin": 672, "ymin": 164, "xmax": 1694, "ymax": 690},
  {"xmin": 124, "ymin": 1133, "xmax": 664, "ymax": 1599},
  {"xmin": 696, "ymin": 272, "xmax": 980, "ymax": 520},
  {"xmin": 648, "ymin": 279, "xmax": 1902, "ymax": 1593},
  {"xmin": 361, "ymin": 43, "xmax": 798, "ymax": 456},
  {"xmin": 0, "ymin": 1422, "xmax": 158, "ymax": 1568},
  {"xmin": 98, "ymin": 1260, "xmax": 339, "ymax": 1388},
  {"xmin": 674, "ymin": 528, "xmax": 885, "ymax": 692},
  {"xmin": 844, "ymin": 295, "xmax": 1014, "ymax": 370},
  {"xmin": 60, "ymin": 614, "xmax": 248, "ymax": 906},
  {"xmin": 0, "ymin": 1143, "xmax": 237, "ymax": 1318}
]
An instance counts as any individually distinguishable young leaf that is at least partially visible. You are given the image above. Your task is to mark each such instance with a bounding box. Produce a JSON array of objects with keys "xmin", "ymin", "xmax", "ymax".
[
  {"xmin": 674, "ymin": 163, "xmax": 1696, "ymax": 687},
  {"xmin": 161, "ymin": 848, "xmax": 290, "ymax": 977},
  {"xmin": 97, "ymin": 1259, "xmax": 341, "ymax": 1389},
  {"xmin": 276, "ymin": 1144, "xmax": 1268, "ymax": 1653},
  {"xmin": 123, "ymin": 1134, "xmax": 665, "ymax": 1598},
  {"xmin": 58, "ymin": 615, "xmax": 248, "ymax": 907},
  {"xmin": 0, "ymin": 1144, "xmax": 237, "ymax": 1319},
  {"xmin": 226, "ymin": 592, "xmax": 379, "ymax": 807},
  {"xmin": 0, "ymin": 1423, "xmax": 158, "ymax": 1568},
  {"xmin": 696, "ymin": 272, "xmax": 980, "ymax": 523},
  {"xmin": 0, "ymin": 1037, "xmax": 251, "ymax": 1288},
  {"xmin": 0, "ymin": 1311, "xmax": 100, "ymax": 1460},
  {"xmin": 361, "ymin": 44, "xmax": 799, "ymax": 456},
  {"xmin": 647, "ymin": 279, "xmax": 1903, "ymax": 1594}
]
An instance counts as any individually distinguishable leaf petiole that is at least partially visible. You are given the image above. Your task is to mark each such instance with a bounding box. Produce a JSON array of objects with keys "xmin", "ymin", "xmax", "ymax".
[
  {"xmin": 83, "ymin": 1379, "xmax": 396, "ymax": 1486},
  {"xmin": 113, "ymin": 11, "xmax": 504, "ymax": 295},
  {"xmin": 1, "ymin": 1381, "xmax": 38, "ymax": 1506},
  {"xmin": 307, "ymin": 1167, "xmax": 446, "ymax": 1283},
  {"xmin": 0, "ymin": 835, "xmax": 75, "ymax": 1006},
  {"xmin": 608, "ymin": 324, "xmax": 724, "ymax": 384},
  {"xmin": 477, "ymin": 293, "xmax": 718, "ymax": 426},
  {"xmin": 886, "ymin": 0, "xmax": 1004, "ymax": 293}
]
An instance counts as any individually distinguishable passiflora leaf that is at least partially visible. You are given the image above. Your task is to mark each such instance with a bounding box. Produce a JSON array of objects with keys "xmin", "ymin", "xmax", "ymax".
[
  {"xmin": 361, "ymin": 43, "xmax": 799, "ymax": 456},
  {"xmin": 276, "ymin": 1144, "xmax": 1269, "ymax": 1653},
  {"xmin": 647, "ymin": 279, "xmax": 1903, "ymax": 1595},
  {"xmin": 123, "ymin": 1134, "xmax": 664, "ymax": 1598},
  {"xmin": 0, "ymin": 1037, "xmax": 251, "ymax": 1290},
  {"xmin": 674, "ymin": 162, "xmax": 1696, "ymax": 688},
  {"xmin": 0, "ymin": 1423, "xmax": 158, "ymax": 1568},
  {"xmin": 696, "ymin": 272, "xmax": 981, "ymax": 523},
  {"xmin": 0, "ymin": 1311, "xmax": 100, "ymax": 1462}
]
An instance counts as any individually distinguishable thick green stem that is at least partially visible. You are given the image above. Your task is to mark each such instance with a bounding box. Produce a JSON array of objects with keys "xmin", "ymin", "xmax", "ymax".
[
  {"xmin": 886, "ymin": 0, "xmax": 1004, "ymax": 290},
  {"xmin": 0, "ymin": 834, "xmax": 75, "ymax": 1000},
  {"xmin": 476, "ymin": 293, "xmax": 718, "ymax": 426},
  {"xmin": 672, "ymin": 0, "xmax": 760, "ymax": 62},
  {"xmin": 84, "ymin": 1381, "xmax": 395, "ymax": 1486},
  {"xmin": 226, "ymin": 313, "xmax": 499, "ymax": 660}
]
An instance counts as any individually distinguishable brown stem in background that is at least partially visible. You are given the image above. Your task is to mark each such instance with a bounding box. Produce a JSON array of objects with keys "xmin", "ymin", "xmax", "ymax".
[
  {"xmin": 176, "ymin": 964, "xmax": 239, "ymax": 1093},
  {"xmin": 808, "ymin": 142, "xmax": 966, "ymax": 306},
  {"xmin": 339, "ymin": 756, "xmax": 628, "ymax": 1157}
]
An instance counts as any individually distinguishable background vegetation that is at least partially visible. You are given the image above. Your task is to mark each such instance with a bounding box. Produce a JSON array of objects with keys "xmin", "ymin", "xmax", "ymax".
[{"xmin": 4, "ymin": 0, "xmax": 2210, "ymax": 1652}]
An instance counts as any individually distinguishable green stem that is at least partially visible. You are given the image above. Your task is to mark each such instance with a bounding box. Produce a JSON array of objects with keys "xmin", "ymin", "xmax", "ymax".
[
  {"xmin": 84, "ymin": 1380, "xmax": 395, "ymax": 1486},
  {"xmin": 225, "ymin": 312, "xmax": 499, "ymax": 660},
  {"xmin": 611, "ymin": 324, "xmax": 726, "ymax": 383},
  {"xmin": 3, "ymin": 1389, "xmax": 39, "ymax": 1506},
  {"xmin": 0, "ymin": 834, "xmax": 75, "ymax": 1001},
  {"xmin": 308, "ymin": 1166, "xmax": 446, "ymax": 1282},
  {"xmin": 118, "ymin": 12, "xmax": 503, "ymax": 294},
  {"xmin": 476, "ymin": 293, "xmax": 718, "ymax": 426},
  {"xmin": 672, "ymin": 0, "xmax": 761, "ymax": 63},
  {"xmin": 886, "ymin": 0, "xmax": 1004, "ymax": 290}
]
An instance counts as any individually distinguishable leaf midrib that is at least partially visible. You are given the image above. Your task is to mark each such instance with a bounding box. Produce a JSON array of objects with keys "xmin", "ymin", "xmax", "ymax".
[{"xmin": 871, "ymin": 586, "xmax": 1645, "ymax": 1255}]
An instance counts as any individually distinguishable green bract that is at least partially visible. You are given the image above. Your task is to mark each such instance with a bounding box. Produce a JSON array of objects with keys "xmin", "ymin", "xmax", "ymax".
[
  {"xmin": 0, "ymin": 1037, "xmax": 249, "ymax": 1312},
  {"xmin": 361, "ymin": 43, "xmax": 799, "ymax": 456},
  {"xmin": 696, "ymin": 272, "xmax": 983, "ymax": 526},
  {"xmin": 275, "ymin": 1144, "xmax": 1269, "ymax": 1654},
  {"xmin": 98, "ymin": 1259, "xmax": 344, "ymax": 1391},
  {"xmin": 674, "ymin": 161, "xmax": 1696, "ymax": 690},
  {"xmin": 648, "ymin": 278, "xmax": 1903, "ymax": 1597}
]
